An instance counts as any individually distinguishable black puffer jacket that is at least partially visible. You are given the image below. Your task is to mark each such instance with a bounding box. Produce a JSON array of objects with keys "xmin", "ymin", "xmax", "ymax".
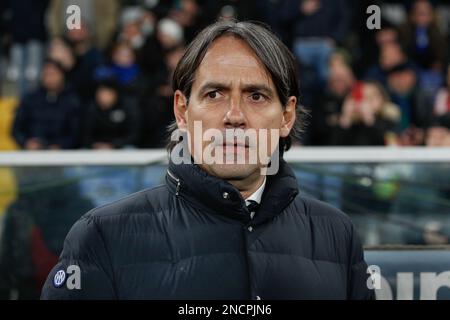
[{"xmin": 41, "ymin": 159, "xmax": 374, "ymax": 299}]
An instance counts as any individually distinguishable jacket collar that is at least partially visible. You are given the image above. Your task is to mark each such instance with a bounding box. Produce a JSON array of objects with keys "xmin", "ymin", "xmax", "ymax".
[{"xmin": 165, "ymin": 157, "xmax": 299, "ymax": 225}]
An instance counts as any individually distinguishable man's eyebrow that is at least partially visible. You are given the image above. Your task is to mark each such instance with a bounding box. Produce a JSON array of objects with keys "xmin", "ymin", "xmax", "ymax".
[
  {"xmin": 241, "ymin": 84, "xmax": 275, "ymax": 96},
  {"xmin": 197, "ymin": 82, "xmax": 275, "ymax": 96},
  {"xmin": 197, "ymin": 82, "xmax": 230, "ymax": 96}
]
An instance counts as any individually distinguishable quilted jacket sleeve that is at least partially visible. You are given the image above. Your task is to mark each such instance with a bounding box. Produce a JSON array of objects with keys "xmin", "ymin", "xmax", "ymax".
[{"xmin": 41, "ymin": 213, "xmax": 116, "ymax": 299}]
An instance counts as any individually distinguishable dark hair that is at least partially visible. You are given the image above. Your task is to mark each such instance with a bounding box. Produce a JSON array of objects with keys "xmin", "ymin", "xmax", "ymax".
[
  {"xmin": 95, "ymin": 78, "xmax": 120, "ymax": 93},
  {"xmin": 430, "ymin": 113, "xmax": 450, "ymax": 129},
  {"xmin": 406, "ymin": 0, "xmax": 437, "ymax": 13},
  {"xmin": 167, "ymin": 20, "xmax": 306, "ymax": 154},
  {"xmin": 386, "ymin": 62, "xmax": 416, "ymax": 75},
  {"xmin": 43, "ymin": 59, "xmax": 66, "ymax": 77}
]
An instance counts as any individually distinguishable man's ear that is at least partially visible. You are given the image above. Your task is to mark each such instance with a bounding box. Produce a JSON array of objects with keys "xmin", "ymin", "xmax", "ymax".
[
  {"xmin": 280, "ymin": 96, "xmax": 297, "ymax": 138},
  {"xmin": 174, "ymin": 90, "xmax": 188, "ymax": 130}
]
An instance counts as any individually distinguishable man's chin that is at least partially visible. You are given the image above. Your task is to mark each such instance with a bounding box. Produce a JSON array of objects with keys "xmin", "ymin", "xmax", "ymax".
[{"xmin": 200, "ymin": 163, "xmax": 262, "ymax": 181}]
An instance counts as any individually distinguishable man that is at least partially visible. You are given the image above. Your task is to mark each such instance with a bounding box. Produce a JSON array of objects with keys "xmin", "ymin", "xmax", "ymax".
[
  {"xmin": 279, "ymin": 0, "xmax": 350, "ymax": 87},
  {"xmin": 82, "ymin": 79, "xmax": 141, "ymax": 149},
  {"xmin": 6, "ymin": 0, "xmax": 49, "ymax": 96},
  {"xmin": 12, "ymin": 59, "xmax": 81, "ymax": 150},
  {"xmin": 41, "ymin": 21, "xmax": 374, "ymax": 300}
]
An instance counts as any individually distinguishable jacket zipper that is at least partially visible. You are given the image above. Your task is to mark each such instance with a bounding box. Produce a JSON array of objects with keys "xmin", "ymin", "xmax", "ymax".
[{"xmin": 167, "ymin": 170, "xmax": 181, "ymax": 195}]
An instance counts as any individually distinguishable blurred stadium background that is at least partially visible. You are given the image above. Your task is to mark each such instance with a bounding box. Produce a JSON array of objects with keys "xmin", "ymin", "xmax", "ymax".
[{"xmin": 0, "ymin": 0, "xmax": 450, "ymax": 299}]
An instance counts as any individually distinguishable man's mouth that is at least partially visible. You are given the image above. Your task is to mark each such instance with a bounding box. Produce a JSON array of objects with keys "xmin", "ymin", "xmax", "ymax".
[
  {"xmin": 222, "ymin": 142, "xmax": 249, "ymax": 153},
  {"xmin": 223, "ymin": 142, "xmax": 248, "ymax": 147}
]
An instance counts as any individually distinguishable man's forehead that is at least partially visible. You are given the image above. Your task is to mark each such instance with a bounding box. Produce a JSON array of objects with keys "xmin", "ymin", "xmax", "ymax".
[
  {"xmin": 193, "ymin": 36, "xmax": 274, "ymax": 89},
  {"xmin": 201, "ymin": 36, "xmax": 264, "ymax": 68}
]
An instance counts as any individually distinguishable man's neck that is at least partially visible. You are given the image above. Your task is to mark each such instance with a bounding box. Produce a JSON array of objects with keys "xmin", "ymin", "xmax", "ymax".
[
  {"xmin": 227, "ymin": 173, "xmax": 266, "ymax": 200},
  {"xmin": 75, "ymin": 43, "xmax": 89, "ymax": 56},
  {"xmin": 46, "ymin": 87, "xmax": 63, "ymax": 98}
]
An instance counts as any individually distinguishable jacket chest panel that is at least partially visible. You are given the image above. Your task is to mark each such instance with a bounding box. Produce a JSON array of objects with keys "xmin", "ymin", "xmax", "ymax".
[
  {"xmin": 245, "ymin": 251, "xmax": 348, "ymax": 299},
  {"xmin": 242, "ymin": 218, "xmax": 349, "ymax": 299},
  {"xmin": 115, "ymin": 253, "xmax": 249, "ymax": 299}
]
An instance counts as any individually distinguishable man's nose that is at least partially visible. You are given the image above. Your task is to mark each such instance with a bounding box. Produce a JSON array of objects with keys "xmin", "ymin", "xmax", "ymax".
[{"xmin": 224, "ymin": 96, "xmax": 246, "ymax": 129}]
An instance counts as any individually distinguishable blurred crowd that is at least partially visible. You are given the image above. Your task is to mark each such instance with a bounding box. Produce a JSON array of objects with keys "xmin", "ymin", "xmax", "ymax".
[{"xmin": 1, "ymin": 0, "xmax": 450, "ymax": 150}]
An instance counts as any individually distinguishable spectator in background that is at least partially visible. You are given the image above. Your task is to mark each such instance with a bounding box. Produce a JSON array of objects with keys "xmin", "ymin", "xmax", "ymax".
[
  {"xmin": 156, "ymin": 18, "xmax": 184, "ymax": 50},
  {"xmin": 116, "ymin": 5, "xmax": 164, "ymax": 85},
  {"xmin": 279, "ymin": 0, "xmax": 350, "ymax": 88},
  {"xmin": 95, "ymin": 41, "xmax": 147, "ymax": 97},
  {"xmin": 399, "ymin": 0, "xmax": 445, "ymax": 71},
  {"xmin": 337, "ymin": 81, "xmax": 400, "ymax": 146},
  {"xmin": 117, "ymin": 6, "xmax": 147, "ymax": 51},
  {"xmin": 433, "ymin": 63, "xmax": 450, "ymax": 117},
  {"xmin": 308, "ymin": 52, "xmax": 356, "ymax": 145},
  {"xmin": 130, "ymin": 6, "xmax": 165, "ymax": 80},
  {"xmin": 140, "ymin": 6, "xmax": 158, "ymax": 38},
  {"xmin": 374, "ymin": 20, "xmax": 401, "ymax": 51},
  {"xmin": 154, "ymin": 45, "xmax": 185, "ymax": 99},
  {"xmin": 358, "ymin": 20, "xmax": 401, "ymax": 77},
  {"xmin": 65, "ymin": 21, "xmax": 103, "ymax": 103},
  {"xmin": 139, "ymin": 45, "xmax": 184, "ymax": 148},
  {"xmin": 365, "ymin": 41, "xmax": 410, "ymax": 86},
  {"xmin": 6, "ymin": 0, "xmax": 49, "ymax": 96},
  {"xmin": 201, "ymin": 0, "xmax": 265, "ymax": 25},
  {"xmin": 82, "ymin": 79, "xmax": 140, "ymax": 149},
  {"xmin": 47, "ymin": 0, "xmax": 119, "ymax": 51},
  {"xmin": 169, "ymin": 0, "xmax": 204, "ymax": 43},
  {"xmin": 138, "ymin": 17, "xmax": 185, "ymax": 95},
  {"xmin": 12, "ymin": 60, "xmax": 81, "ymax": 150},
  {"xmin": 399, "ymin": 0, "xmax": 446, "ymax": 107},
  {"xmin": 426, "ymin": 113, "xmax": 450, "ymax": 146},
  {"xmin": 386, "ymin": 62, "xmax": 431, "ymax": 144},
  {"xmin": 116, "ymin": 6, "xmax": 182, "ymax": 95},
  {"xmin": 121, "ymin": 0, "xmax": 173, "ymax": 14},
  {"xmin": 427, "ymin": 63, "xmax": 450, "ymax": 146},
  {"xmin": 47, "ymin": 38, "xmax": 76, "ymax": 74}
]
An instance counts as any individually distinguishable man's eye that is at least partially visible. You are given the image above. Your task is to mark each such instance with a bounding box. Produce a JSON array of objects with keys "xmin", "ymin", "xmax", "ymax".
[
  {"xmin": 207, "ymin": 91, "xmax": 220, "ymax": 99},
  {"xmin": 250, "ymin": 93, "xmax": 264, "ymax": 101}
]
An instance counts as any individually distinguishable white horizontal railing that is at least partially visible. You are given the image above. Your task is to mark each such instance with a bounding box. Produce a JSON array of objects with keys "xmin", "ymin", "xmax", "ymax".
[
  {"xmin": 0, "ymin": 147, "xmax": 449, "ymax": 166},
  {"xmin": 0, "ymin": 149, "xmax": 168, "ymax": 166},
  {"xmin": 283, "ymin": 147, "xmax": 450, "ymax": 163}
]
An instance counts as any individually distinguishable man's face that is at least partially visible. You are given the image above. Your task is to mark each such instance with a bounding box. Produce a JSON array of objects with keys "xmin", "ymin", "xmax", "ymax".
[
  {"xmin": 96, "ymin": 87, "xmax": 118, "ymax": 110},
  {"xmin": 363, "ymin": 84, "xmax": 384, "ymax": 113},
  {"xmin": 380, "ymin": 43, "xmax": 405, "ymax": 70},
  {"xmin": 426, "ymin": 127, "xmax": 450, "ymax": 146},
  {"xmin": 113, "ymin": 44, "xmax": 135, "ymax": 67},
  {"xmin": 67, "ymin": 23, "xmax": 90, "ymax": 44},
  {"xmin": 328, "ymin": 65, "xmax": 354, "ymax": 97},
  {"xmin": 174, "ymin": 36, "xmax": 296, "ymax": 181},
  {"xmin": 375, "ymin": 28, "xmax": 398, "ymax": 47},
  {"xmin": 412, "ymin": 0, "xmax": 434, "ymax": 27},
  {"xmin": 42, "ymin": 64, "xmax": 64, "ymax": 92},
  {"xmin": 388, "ymin": 70, "xmax": 416, "ymax": 95}
]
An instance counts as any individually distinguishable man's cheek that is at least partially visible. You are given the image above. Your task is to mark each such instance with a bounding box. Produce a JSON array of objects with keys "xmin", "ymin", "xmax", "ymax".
[{"xmin": 256, "ymin": 129, "xmax": 280, "ymax": 159}]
